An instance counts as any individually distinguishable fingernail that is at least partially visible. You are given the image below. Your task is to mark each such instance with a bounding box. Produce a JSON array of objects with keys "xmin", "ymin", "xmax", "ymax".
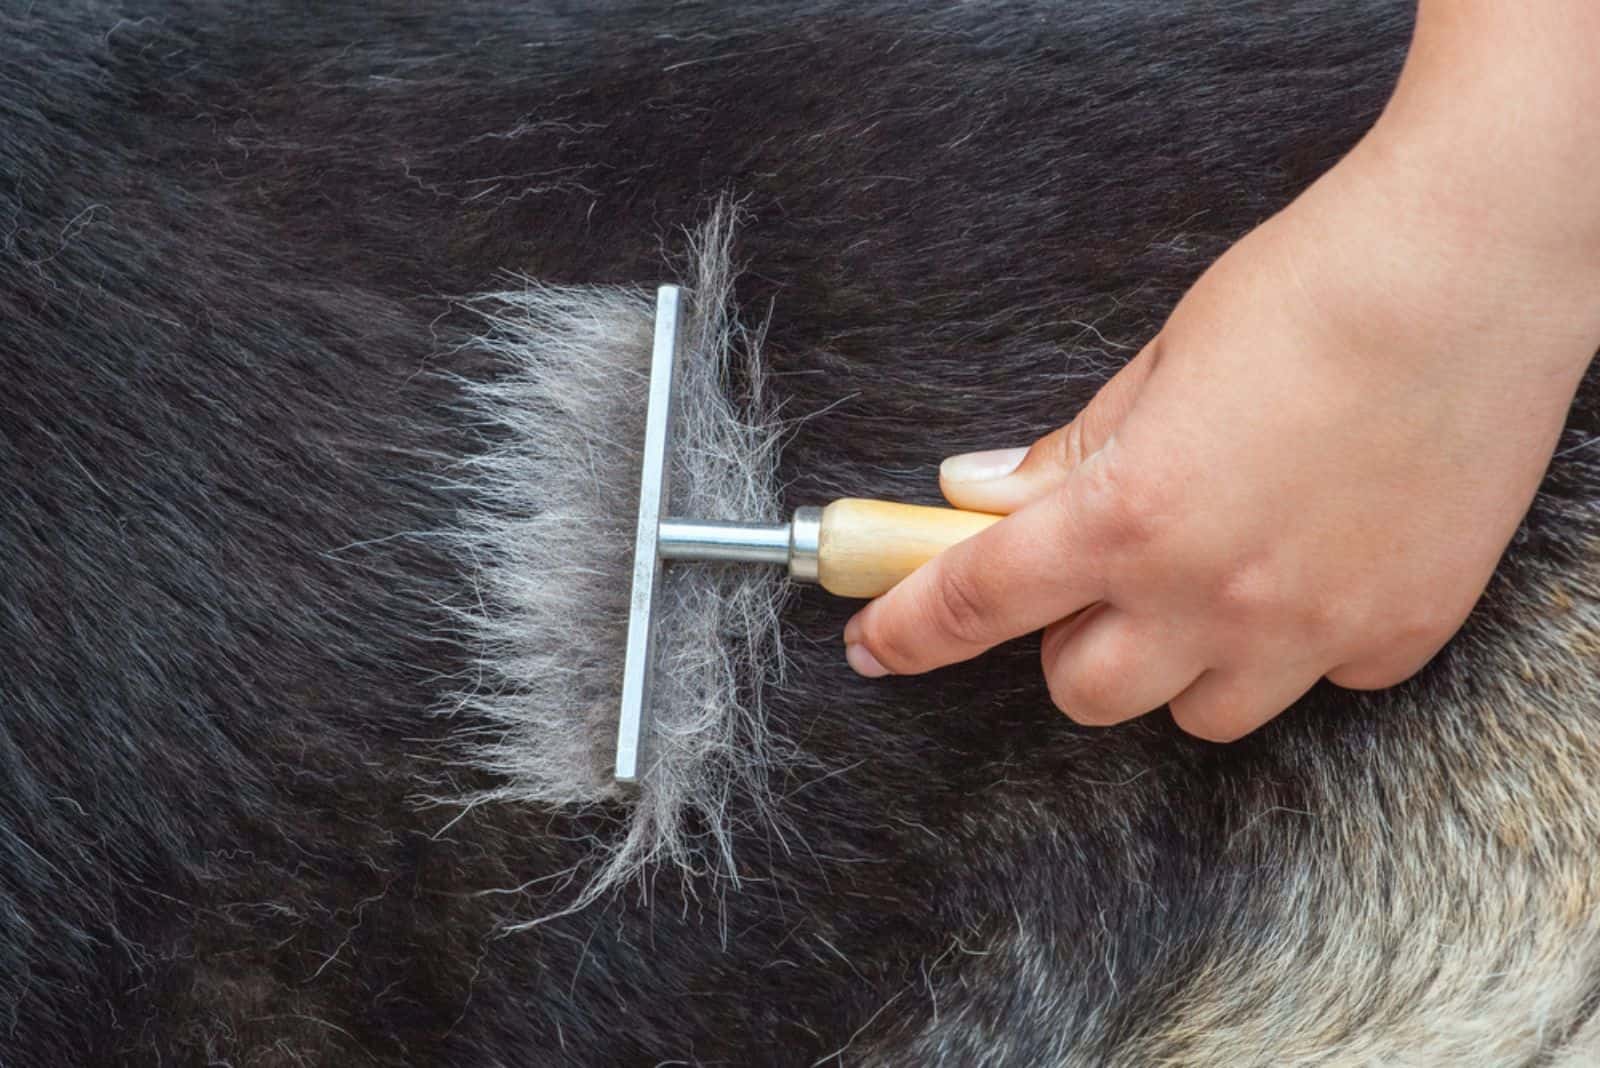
[
  {"xmin": 940, "ymin": 446, "xmax": 1028, "ymax": 483},
  {"xmin": 845, "ymin": 643, "xmax": 890, "ymax": 678}
]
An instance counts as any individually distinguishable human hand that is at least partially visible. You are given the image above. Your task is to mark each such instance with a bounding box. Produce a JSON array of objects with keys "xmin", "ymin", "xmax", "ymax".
[{"xmin": 842, "ymin": 72, "xmax": 1600, "ymax": 740}]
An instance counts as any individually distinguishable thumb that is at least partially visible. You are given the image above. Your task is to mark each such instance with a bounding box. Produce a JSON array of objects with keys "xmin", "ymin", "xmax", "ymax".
[{"xmin": 940, "ymin": 341, "xmax": 1159, "ymax": 514}]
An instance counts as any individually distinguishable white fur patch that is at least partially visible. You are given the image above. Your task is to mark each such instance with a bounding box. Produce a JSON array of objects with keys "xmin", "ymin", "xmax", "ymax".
[{"xmin": 442, "ymin": 206, "xmax": 792, "ymax": 915}]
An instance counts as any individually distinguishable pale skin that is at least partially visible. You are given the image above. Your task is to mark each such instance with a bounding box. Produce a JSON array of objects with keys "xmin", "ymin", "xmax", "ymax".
[{"xmin": 843, "ymin": 1, "xmax": 1600, "ymax": 741}]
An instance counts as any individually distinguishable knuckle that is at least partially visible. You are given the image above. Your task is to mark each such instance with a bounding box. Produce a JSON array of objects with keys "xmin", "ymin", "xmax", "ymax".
[
  {"xmin": 1211, "ymin": 559, "xmax": 1291, "ymax": 627},
  {"xmin": 1393, "ymin": 598, "xmax": 1464, "ymax": 648},
  {"xmin": 1045, "ymin": 655, "xmax": 1128, "ymax": 727},
  {"xmin": 1329, "ymin": 633, "xmax": 1445, "ymax": 691},
  {"xmin": 1058, "ymin": 420, "xmax": 1089, "ymax": 469},
  {"xmin": 1029, "ymin": 425, "xmax": 1079, "ymax": 474},
  {"xmin": 924, "ymin": 561, "xmax": 995, "ymax": 648},
  {"xmin": 858, "ymin": 613, "xmax": 922, "ymax": 675},
  {"xmin": 1293, "ymin": 590, "xmax": 1345, "ymax": 640},
  {"xmin": 1336, "ymin": 588, "xmax": 1466, "ymax": 681},
  {"xmin": 1327, "ymin": 661, "xmax": 1410, "ymax": 691},
  {"xmin": 1210, "ymin": 557, "xmax": 1345, "ymax": 643},
  {"xmin": 1169, "ymin": 697, "xmax": 1245, "ymax": 743},
  {"xmin": 1076, "ymin": 450, "xmax": 1170, "ymax": 553},
  {"xmin": 1141, "ymin": 333, "xmax": 1169, "ymax": 375},
  {"xmin": 1047, "ymin": 675, "xmax": 1113, "ymax": 726}
]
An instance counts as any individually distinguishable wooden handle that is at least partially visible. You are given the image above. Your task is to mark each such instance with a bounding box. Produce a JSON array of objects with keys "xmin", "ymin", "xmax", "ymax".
[{"xmin": 816, "ymin": 498, "xmax": 1002, "ymax": 598}]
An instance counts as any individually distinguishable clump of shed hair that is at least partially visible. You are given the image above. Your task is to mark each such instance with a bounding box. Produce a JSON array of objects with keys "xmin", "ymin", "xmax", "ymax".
[{"xmin": 443, "ymin": 205, "xmax": 792, "ymax": 912}]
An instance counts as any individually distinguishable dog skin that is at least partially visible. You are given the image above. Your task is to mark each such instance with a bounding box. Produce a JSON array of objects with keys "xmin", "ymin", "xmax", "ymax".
[{"xmin": 3, "ymin": 2, "xmax": 1599, "ymax": 1065}]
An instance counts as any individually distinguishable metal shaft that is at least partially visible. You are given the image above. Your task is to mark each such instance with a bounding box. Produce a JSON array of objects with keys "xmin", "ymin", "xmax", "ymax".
[
  {"xmin": 657, "ymin": 508, "xmax": 822, "ymax": 582},
  {"xmin": 658, "ymin": 519, "xmax": 790, "ymax": 564}
]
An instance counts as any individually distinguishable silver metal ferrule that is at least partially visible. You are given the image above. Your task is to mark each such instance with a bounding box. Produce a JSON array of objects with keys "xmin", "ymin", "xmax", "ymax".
[{"xmin": 788, "ymin": 506, "xmax": 822, "ymax": 584}]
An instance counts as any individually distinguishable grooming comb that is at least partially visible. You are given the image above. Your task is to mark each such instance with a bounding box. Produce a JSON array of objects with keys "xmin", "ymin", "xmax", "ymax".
[{"xmin": 616, "ymin": 285, "xmax": 1000, "ymax": 784}]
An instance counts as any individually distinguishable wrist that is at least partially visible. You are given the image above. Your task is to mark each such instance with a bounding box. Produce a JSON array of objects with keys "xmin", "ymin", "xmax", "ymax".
[
  {"xmin": 1354, "ymin": 116, "xmax": 1600, "ymax": 288},
  {"xmin": 1312, "ymin": 106, "xmax": 1600, "ymax": 361},
  {"xmin": 1272, "ymin": 139, "xmax": 1600, "ymax": 387},
  {"xmin": 1355, "ymin": 2, "xmax": 1600, "ymax": 299}
]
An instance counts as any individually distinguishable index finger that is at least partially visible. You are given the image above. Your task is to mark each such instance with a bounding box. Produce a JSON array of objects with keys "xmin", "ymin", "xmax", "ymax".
[{"xmin": 841, "ymin": 481, "xmax": 1107, "ymax": 676}]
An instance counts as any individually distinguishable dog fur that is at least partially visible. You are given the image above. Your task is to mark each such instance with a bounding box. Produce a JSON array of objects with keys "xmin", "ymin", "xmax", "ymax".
[{"xmin": 2, "ymin": 1, "xmax": 1599, "ymax": 1065}]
